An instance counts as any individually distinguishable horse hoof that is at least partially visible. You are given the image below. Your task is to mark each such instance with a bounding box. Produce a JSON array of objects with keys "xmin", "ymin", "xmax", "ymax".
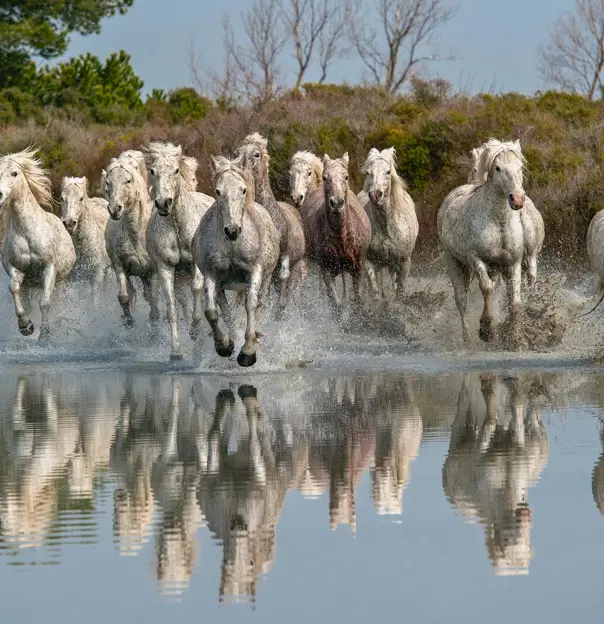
[
  {"xmin": 170, "ymin": 353, "xmax": 184, "ymax": 362},
  {"xmin": 123, "ymin": 316, "xmax": 135, "ymax": 329},
  {"xmin": 478, "ymin": 324, "xmax": 495, "ymax": 343},
  {"xmin": 238, "ymin": 385, "xmax": 257, "ymax": 400},
  {"xmin": 189, "ymin": 321, "xmax": 201, "ymax": 341},
  {"xmin": 38, "ymin": 328, "xmax": 51, "ymax": 346},
  {"xmin": 237, "ymin": 351, "xmax": 257, "ymax": 367},
  {"xmin": 19, "ymin": 320, "xmax": 34, "ymax": 336},
  {"xmin": 216, "ymin": 339, "xmax": 235, "ymax": 358}
]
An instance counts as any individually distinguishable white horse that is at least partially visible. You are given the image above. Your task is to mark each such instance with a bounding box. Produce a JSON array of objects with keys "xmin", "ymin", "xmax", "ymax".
[
  {"xmin": 103, "ymin": 150, "xmax": 159, "ymax": 329},
  {"xmin": 0, "ymin": 148, "xmax": 76, "ymax": 343},
  {"xmin": 359, "ymin": 147, "xmax": 418, "ymax": 301},
  {"xmin": 289, "ymin": 150, "xmax": 323, "ymax": 209},
  {"xmin": 193, "ymin": 155, "xmax": 279, "ymax": 367},
  {"xmin": 586, "ymin": 209, "xmax": 604, "ymax": 308},
  {"xmin": 144, "ymin": 142, "xmax": 213, "ymax": 361},
  {"xmin": 60, "ymin": 176, "xmax": 111, "ymax": 305},
  {"xmin": 438, "ymin": 139, "xmax": 527, "ymax": 345},
  {"xmin": 469, "ymin": 142, "xmax": 544, "ymax": 287}
]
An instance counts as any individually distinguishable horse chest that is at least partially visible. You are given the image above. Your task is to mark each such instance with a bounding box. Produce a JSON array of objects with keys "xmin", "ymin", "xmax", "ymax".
[{"xmin": 479, "ymin": 220, "xmax": 523, "ymax": 266}]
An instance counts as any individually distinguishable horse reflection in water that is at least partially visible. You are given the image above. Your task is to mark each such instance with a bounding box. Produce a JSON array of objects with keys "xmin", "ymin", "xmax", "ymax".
[
  {"xmin": 443, "ymin": 374, "xmax": 549, "ymax": 575},
  {"xmin": 198, "ymin": 385, "xmax": 292, "ymax": 603},
  {"xmin": 0, "ymin": 376, "xmax": 79, "ymax": 552},
  {"xmin": 592, "ymin": 428, "xmax": 604, "ymax": 515},
  {"xmin": 111, "ymin": 376, "xmax": 205, "ymax": 598}
]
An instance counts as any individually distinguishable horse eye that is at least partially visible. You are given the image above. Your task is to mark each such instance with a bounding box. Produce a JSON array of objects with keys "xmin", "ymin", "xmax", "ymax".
[
  {"xmin": 126, "ymin": 179, "xmax": 132, "ymax": 184},
  {"xmin": 308, "ymin": 171, "xmax": 312, "ymax": 177},
  {"xmin": 322, "ymin": 175, "xmax": 327, "ymax": 181},
  {"xmin": 215, "ymin": 188, "xmax": 221, "ymax": 196},
  {"xmin": 345, "ymin": 175, "xmax": 349, "ymax": 181},
  {"xmin": 495, "ymin": 166, "xmax": 501, "ymax": 172},
  {"xmin": 149, "ymin": 168, "xmax": 156, "ymax": 176},
  {"xmin": 80, "ymin": 196, "xmax": 84, "ymax": 201},
  {"xmin": 11, "ymin": 171, "xmax": 17, "ymax": 177},
  {"xmin": 175, "ymin": 169, "xmax": 179, "ymax": 175},
  {"xmin": 254, "ymin": 152, "xmax": 260, "ymax": 158},
  {"xmin": 233, "ymin": 150, "xmax": 240, "ymax": 158},
  {"xmin": 386, "ymin": 170, "xmax": 391, "ymax": 175},
  {"xmin": 242, "ymin": 187, "xmax": 247, "ymax": 195}
]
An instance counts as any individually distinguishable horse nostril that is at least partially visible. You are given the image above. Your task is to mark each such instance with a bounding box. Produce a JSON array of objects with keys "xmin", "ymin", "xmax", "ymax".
[
  {"xmin": 329, "ymin": 197, "xmax": 336, "ymax": 207},
  {"xmin": 154, "ymin": 199, "xmax": 162, "ymax": 210},
  {"xmin": 165, "ymin": 197, "xmax": 173, "ymax": 208}
]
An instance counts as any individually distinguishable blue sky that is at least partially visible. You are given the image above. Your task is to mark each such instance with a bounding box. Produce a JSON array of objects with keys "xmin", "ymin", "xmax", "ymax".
[{"xmin": 61, "ymin": 0, "xmax": 575, "ymax": 95}]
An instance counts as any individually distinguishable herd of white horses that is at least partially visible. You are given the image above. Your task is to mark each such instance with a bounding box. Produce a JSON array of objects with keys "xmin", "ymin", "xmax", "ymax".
[{"xmin": 2, "ymin": 133, "xmax": 604, "ymax": 364}]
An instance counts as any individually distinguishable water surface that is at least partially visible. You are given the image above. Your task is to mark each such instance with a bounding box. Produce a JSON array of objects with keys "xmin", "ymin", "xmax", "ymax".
[{"xmin": 0, "ymin": 364, "xmax": 603, "ymax": 623}]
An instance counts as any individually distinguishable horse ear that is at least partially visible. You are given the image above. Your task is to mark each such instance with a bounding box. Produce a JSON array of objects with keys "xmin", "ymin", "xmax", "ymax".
[
  {"xmin": 323, "ymin": 153, "xmax": 331, "ymax": 165},
  {"xmin": 340, "ymin": 152, "xmax": 349, "ymax": 168},
  {"xmin": 175, "ymin": 145, "xmax": 183, "ymax": 156},
  {"xmin": 368, "ymin": 147, "xmax": 380, "ymax": 158},
  {"xmin": 210, "ymin": 155, "xmax": 221, "ymax": 173}
]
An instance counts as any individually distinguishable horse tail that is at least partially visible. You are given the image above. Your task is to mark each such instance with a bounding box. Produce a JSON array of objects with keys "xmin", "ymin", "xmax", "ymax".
[{"xmin": 576, "ymin": 283, "xmax": 604, "ymax": 318}]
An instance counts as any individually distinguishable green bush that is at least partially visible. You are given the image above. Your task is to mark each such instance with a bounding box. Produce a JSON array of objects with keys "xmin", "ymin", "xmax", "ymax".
[{"xmin": 167, "ymin": 88, "xmax": 211, "ymax": 123}]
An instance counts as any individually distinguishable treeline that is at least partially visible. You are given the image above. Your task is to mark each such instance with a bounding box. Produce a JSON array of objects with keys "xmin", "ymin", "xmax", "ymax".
[{"xmin": 0, "ymin": 71, "xmax": 602, "ymax": 259}]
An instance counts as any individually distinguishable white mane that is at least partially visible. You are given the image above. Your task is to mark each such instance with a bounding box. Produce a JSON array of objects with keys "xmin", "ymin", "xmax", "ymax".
[{"xmin": 475, "ymin": 139, "xmax": 526, "ymax": 186}]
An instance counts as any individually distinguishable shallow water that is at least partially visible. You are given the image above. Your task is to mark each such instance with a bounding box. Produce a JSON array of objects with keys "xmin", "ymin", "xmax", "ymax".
[
  {"xmin": 0, "ymin": 361, "xmax": 604, "ymax": 623},
  {"xmin": 1, "ymin": 264, "xmax": 604, "ymax": 622}
]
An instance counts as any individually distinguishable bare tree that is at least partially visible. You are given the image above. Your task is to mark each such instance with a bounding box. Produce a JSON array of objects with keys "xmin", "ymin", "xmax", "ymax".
[
  {"xmin": 538, "ymin": 0, "xmax": 604, "ymax": 100},
  {"xmin": 209, "ymin": 0, "xmax": 287, "ymax": 109},
  {"xmin": 346, "ymin": 0, "xmax": 457, "ymax": 94},
  {"xmin": 283, "ymin": 0, "xmax": 347, "ymax": 88}
]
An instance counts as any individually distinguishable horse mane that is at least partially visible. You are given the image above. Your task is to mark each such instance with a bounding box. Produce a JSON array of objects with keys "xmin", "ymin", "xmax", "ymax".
[
  {"xmin": 475, "ymin": 138, "xmax": 525, "ymax": 185},
  {"xmin": 144, "ymin": 141, "xmax": 198, "ymax": 193},
  {"xmin": 3, "ymin": 147, "xmax": 52, "ymax": 208},
  {"xmin": 212, "ymin": 155, "xmax": 256, "ymax": 211},
  {"xmin": 291, "ymin": 150, "xmax": 323, "ymax": 187}
]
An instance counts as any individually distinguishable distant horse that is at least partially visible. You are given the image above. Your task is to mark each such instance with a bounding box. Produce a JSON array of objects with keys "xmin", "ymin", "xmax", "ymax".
[
  {"xmin": 193, "ymin": 155, "xmax": 279, "ymax": 367},
  {"xmin": 303, "ymin": 152, "xmax": 371, "ymax": 315},
  {"xmin": 0, "ymin": 148, "xmax": 76, "ymax": 343},
  {"xmin": 469, "ymin": 142, "xmax": 544, "ymax": 287},
  {"xmin": 438, "ymin": 139, "xmax": 527, "ymax": 345},
  {"xmin": 359, "ymin": 147, "xmax": 418, "ymax": 301},
  {"xmin": 103, "ymin": 150, "xmax": 159, "ymax": 328},
  {"xmin": 60, "ymin": 176, "xmax": 112, "ymax": 305},
  {"xmin": 144, "ymin": 141, "xmax": 213, "ymax": 360},
  {"xmin": 235, "ymin": 133, "xmax": 306, "ymax": 316}
]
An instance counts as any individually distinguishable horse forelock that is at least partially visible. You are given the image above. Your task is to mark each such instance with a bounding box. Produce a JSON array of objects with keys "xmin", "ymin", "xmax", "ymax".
[
  {"xmin": 477, "ymin": 139, "xmax": 525, "ymax": 184},
  {"xmin": 2, "ymin": 148, "xmax": 52, "ymax": 208},
  {"xmin": 144, "ymin": 141, "xmax": 198, "ymax": 193},
  {"xmin": 61, "ymin": 176, "xmax": 88, "ymax": 195},
  {"xmin": 213, "ymin": 160, "xmax": 255, "ymax": 209}
]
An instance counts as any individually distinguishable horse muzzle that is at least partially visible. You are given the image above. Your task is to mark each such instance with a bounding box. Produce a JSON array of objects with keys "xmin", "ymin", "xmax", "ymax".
[
  {"xmin": 328, "ymin": 196, "xmax": 345, "ymax": 214},
  {"xmin": 62, "ymin": 220, "xmax": 77, "ymax": 234},
  {"xmin": 155, "ymin": 197, "xmax": 173, "ymax": 216},
  {"xmin": 224, "ymin": 225, "xmax": 241, "ymax": 241},
  {"xmin": 508, "ymin": 192, "xmax": 525, "ymax": 210},
  {"xmin": 291, "ymin": 192, "xmax": 304, "ymax": 207},
  {"xmin": 370, "ymin": 189, "xmax": 384, "ymax": 204}
]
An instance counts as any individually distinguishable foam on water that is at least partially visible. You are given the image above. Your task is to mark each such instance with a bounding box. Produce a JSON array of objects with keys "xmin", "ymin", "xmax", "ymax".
[{"xmin": 0, "ymin": 261, "xmax": 600, "ymax": 375}]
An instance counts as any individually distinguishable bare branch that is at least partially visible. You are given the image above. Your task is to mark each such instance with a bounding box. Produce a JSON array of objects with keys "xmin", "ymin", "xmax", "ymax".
[
  {"xmin": 538, "ymin": 0, "xmax": 604, "ymax": 100},
  {"xmin": 208, "ymin": 0, "xmax": 287, "ymax": 111},
  {"xmin": 283, "ymin": 0, "xmax": 347, "ymax": 88},
  {"xmin": 346, "ymin": 0, "xmax": 457, "ymax": 94}
]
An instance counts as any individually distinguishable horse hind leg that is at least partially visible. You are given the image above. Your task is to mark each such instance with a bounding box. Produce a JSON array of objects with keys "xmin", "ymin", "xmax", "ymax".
[
  {"xmin": 204, "ymin": 275, "xmax": 234, "ymax": 358},
  {"xmin": 8, "ymin": 267, "xmax": 34, "ymax": 337},
  {"xmin": 473, "ymin": 259, "xmax": 496, "ymax": 343},
  {"xmin": 38, "ymin": 264, "xmax": 57, "ymax": 345},
  {"xmin": 274, "ymin": 255, "xmax": 291, "ymax": 320},
  {"xmin": 446, "ymin": 253, "xmax": 472, "ymax": 344}
]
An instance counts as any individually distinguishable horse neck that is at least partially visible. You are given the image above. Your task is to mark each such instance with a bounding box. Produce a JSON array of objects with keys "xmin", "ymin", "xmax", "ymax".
[
  {"xmin": 6, "ymin": 184, "xmax": 46, "ymax": 232},
  {"xmin": 255, "ymin": 172, "xmax": 279, "ymax": 215},
  {"xmin": 480, "ymin": 182, "xmax": 516, "ymax": 225},
  {"xmin": 123, "ymin": 195, "xmax": 151, "ymax": 239}
]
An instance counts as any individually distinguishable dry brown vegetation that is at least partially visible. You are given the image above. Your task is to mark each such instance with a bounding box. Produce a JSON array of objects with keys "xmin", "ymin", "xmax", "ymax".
[{"xmin": 1, "ymin": 81, "xmax": 602, "ymax": 262}]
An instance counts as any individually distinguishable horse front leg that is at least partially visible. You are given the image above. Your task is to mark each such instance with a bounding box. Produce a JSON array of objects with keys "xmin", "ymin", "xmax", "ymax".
[
  {"xmin": 157, "ymin": 264, "xmax": 182, "ymax": 361},
  {"xmin": 474, "ymin": 259, "xmax": 495, "ymax": 343},
  {"xmin": 238, "ymin": 266, "xmax": 262, "ymax": 367},
  {"xmin": 91, "ymin": 266, "xmax": 105, "ymax": 308},
  {"xmin": 8, "ymin": 266, "xmax": 33, "ymax": 336},
  {"xmin": 115, "ymin": 266, "xmax": 134, "ymax": 328},
  {"xmin": 142, "ymin": 274, "xmax": 160, "ymax": 327},
  {"xmin": 190, "ymin": 265, "xmax": 204, "ymax": 341},
  {"xmin": 38, "ymin": 264, "xmax": 57, "ymax": 345},
  {"xmin": 204, "ymin": 275, "xmax": 233, "ymax": 358},
  {"xmin": 275, "ymin": 254, "xmax": 291, "ymax": 320},
  {"xmin": 351, "ymin": 270, "xmax": 364, "ymax": 309},
  {"xmin": 505, "ymin": 261, "xmax": 523, "ymax": 349},
  {"xmin": 217, "ymin": 289, "xmax": 236, "ymax": 350},
  {"xmin": 366, "ymin": 260, "xmax": 380, "ymax": 296},
  {"xmin": 526, "ymin": 253, "xmax": 537, "ymax": 289},
  {"xmin": 322, "ymin": 270, "xmax": 343, "ymax": 318}
]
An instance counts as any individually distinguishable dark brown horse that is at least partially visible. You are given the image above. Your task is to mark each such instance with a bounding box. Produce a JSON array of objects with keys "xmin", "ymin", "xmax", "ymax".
[{"xmin": 303, "ymin": 152, "xmax": 371, "ymax": 315}]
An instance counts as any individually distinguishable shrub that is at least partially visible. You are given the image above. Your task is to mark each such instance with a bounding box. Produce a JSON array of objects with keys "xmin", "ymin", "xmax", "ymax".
[{"xmin": 167, "ymin": 88, "xmax": 211, "ymax": 123}]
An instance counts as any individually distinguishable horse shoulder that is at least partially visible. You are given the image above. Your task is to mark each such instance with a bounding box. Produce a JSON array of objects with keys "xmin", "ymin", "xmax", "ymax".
[
  {"xmin": 347, "ymin": 192, "xmax": 371, "ymax": 245},
  {"xmin": 278, "ymin": 201, "xmax": 305, "ymax": 260},
  {"xmin": 147, "ymin": 212, "xmax": 179, "ymax": 267}
]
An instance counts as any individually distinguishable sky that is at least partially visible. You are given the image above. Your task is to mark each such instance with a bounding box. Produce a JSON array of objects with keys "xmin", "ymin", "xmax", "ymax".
[{"xmin": 60, "ymin": 0, "xmax": 576, "ymax": 96}]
